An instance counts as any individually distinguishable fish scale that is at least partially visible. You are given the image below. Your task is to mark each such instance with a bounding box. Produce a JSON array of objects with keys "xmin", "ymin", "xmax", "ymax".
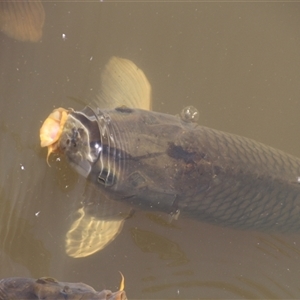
[{"xmin": 179, "ymin": 123, "xmax": 300, "ymax": 231}]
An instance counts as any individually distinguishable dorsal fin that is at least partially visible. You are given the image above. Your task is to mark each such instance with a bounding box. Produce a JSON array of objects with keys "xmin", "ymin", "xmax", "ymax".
[{"xmin": 94, "ymin": 56, "xmax": 152, "ymax": 110}]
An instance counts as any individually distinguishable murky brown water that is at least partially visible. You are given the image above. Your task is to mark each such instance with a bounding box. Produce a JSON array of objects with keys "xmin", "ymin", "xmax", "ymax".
[{"xmin": 1, "ymin": 2, "xmax": 300, "ymax": 299}]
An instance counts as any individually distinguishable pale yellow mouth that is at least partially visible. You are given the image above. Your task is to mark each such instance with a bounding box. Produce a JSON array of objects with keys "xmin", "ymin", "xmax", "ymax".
[{"xmin": 39, "ymin": 107, "xmax": 69, "ymax": 165}]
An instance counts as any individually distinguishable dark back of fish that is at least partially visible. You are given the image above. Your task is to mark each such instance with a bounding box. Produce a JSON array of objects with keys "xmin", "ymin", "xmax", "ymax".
[{"xmin": 64, "ymin": 107, "xmax": 300, "ymax": 232}]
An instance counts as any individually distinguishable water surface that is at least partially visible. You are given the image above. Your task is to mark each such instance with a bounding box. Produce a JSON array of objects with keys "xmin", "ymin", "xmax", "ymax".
[{"xmin": 1, "ymin": 2, "xmax": 300, "ymax": 299}]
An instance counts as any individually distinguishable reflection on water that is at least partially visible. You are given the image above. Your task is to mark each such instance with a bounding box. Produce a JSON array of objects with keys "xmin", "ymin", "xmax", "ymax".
[
  {"xmin": 130, "ymin": 227, "xmax": 189, "ymax": 267},
  {"xmin": 256, "ymin": 234, "xmax": 300, "ymax": 258},
  {"xmin": 142, "ymin": 279, "xmax": 281, "ymax": 299},
  {"xmin": 0, "ymin": 188, "xmax": 51, "ymax": 277},
  {"xmin": 1, "ymin": 2, "xmax": 300, "ymax": 299}
]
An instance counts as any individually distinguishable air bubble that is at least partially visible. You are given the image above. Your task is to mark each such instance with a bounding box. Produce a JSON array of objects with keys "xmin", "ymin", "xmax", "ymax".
[{"xmin": 180, "ymin": 106, "xmax": 199, "ymax": 123}]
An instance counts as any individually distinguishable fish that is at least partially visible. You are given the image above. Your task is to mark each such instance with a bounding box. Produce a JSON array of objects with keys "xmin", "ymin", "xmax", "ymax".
[
  {"xmin": 0, "ymin": 275, "xmax": 127, "ymax": 300},
  {"xmin": 40, "ymin": 57, "xmax": 300, "ymax": 258},
  {"xmin": 0, "ymin": 0, "xmax": 45, "ymax": 42}
]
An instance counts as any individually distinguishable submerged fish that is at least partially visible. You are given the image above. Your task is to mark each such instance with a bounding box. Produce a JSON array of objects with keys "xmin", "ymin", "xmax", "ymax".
[
  {"xmin": 0, "ymin": 0, "xmax": 45, "ymax": 42},
  {"xmin": 0, "ymin": 276, "xmax": 127, "ymax": 300},
  {"xmin": 40, "ymin": 57, "xmax": 300, "ymax": 258}
]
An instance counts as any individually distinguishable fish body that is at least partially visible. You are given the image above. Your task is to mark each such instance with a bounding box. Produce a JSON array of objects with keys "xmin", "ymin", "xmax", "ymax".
[
  {"xmin": 0, "ymin": 277, "xmax": 127, "ymax": 300},
  {"xmin": 58, "ymin": 105, "xmax": 300, "ymax": 232}
]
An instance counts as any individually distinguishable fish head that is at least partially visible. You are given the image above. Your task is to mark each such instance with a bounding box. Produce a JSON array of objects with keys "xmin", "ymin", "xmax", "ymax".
[
  {"xmin": 59, "ymin": 106, "xmax": 119, "ymax": 189},
  {"xmin": 59, "ymin": 106, "xmax": 102, "ymax": 178}
]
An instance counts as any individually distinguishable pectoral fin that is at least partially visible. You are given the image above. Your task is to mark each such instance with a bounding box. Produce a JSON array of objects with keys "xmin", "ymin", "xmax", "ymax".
[
  {"xmin": 65, "ymin": 184, "xmax": 131, "ymax": 258},
  {"xmin": 65, "ymin": 206, "xmax": 125, "ymax": 258}
]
